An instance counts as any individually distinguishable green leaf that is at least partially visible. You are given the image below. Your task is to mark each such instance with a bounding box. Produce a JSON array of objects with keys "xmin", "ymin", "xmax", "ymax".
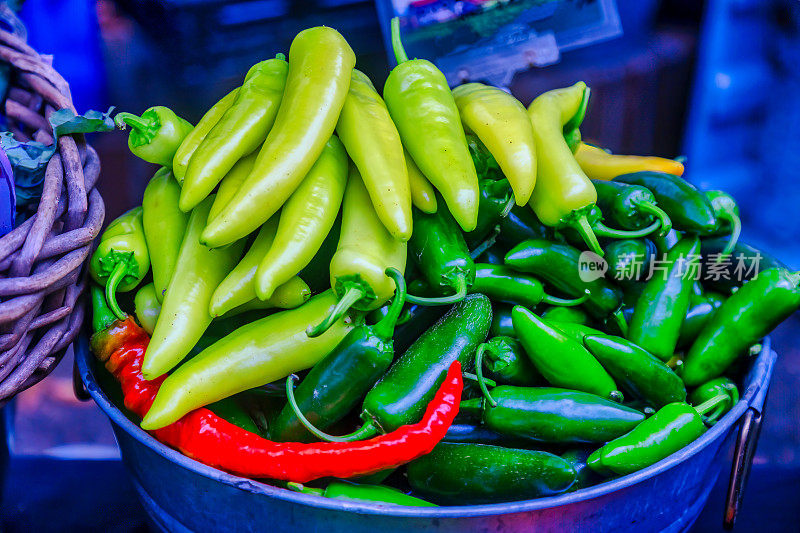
[{"xmin": 49, "ymin": 106, "xmax": 116, "ymax": 138}]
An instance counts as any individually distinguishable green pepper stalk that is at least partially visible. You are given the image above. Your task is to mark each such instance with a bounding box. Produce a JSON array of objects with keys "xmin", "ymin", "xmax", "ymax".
[
  {"xmin": 704, "ymin": 190, "xmax": 741, "ymax": 260},
  {"xmin": 115, "ymin": 106, "xmax": 193, "ymax": 167},
  {"xmin": 476, "ymin": 336, "xmax": 542, "ymax": 387},
  {"xmin": 89, "ymin": 207, "xmax": 151, "ymax": 321},
  {"xmin": 689, "ymin": 377, "xmax": 739, "ymax": 424}
]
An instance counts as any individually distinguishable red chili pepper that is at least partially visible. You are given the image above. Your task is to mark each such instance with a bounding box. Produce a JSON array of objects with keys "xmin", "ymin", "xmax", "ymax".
[{"xmin": 91, "ymin": 317, "xmax": 462, "ymax": 482}]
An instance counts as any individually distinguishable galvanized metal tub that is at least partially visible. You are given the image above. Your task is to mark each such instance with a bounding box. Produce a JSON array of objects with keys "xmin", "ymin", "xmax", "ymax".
[{"xmin": 76, "ymin": 333, "xmax": 776, "ymax": 533}]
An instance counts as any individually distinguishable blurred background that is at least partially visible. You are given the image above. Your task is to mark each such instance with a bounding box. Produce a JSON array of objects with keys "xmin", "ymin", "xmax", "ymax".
[{"xmin": 3, "ymin": 0, "xmax": 799, "ymax": 530}]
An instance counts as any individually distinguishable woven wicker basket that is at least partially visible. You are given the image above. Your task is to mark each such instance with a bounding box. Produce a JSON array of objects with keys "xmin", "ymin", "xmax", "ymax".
[{"xmin": 0, "ymin": 27, "xmax": 103, "ymax": 402}]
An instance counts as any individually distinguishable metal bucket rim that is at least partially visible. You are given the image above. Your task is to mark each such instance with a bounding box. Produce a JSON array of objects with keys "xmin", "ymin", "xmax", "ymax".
[{"xmin": 77, "ymin": 333, "xmax": 775, "ymax": 518}]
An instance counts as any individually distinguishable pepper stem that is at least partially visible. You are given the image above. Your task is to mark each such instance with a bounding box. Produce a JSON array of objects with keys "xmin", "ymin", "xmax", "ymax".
[
  {"xmin": 372, "ymin": 268, "xmax": 407, "ymax": 340},
  {"xmin": 285, "ymin": 374, "xmax": 379, "ymax": 442},
  {"xmin": 275, "ymin": 53, "xmax": 286, "ymax": 61},
  {"xmin": 636, "ymin": 201, "xmax": 673, "ymax": 236},
  {"xmin": 541, "ymin": 288, "xmax": 591, "ymax": 307},
  {"xmin": 405, "ymin": 273, "xmax": 468, "ymax": 306},
  {"xmin": 717, "ymin": 212, "xmax": 742, "ymax": 262},
  {"xmin": 694, "ymin": 392, "xmax": 731, "ymax": 419},
  {"xmin": 501, "ymin": 193, "xmax": 516, "ymax": 217},
  {"xmin": 114, "ymin": 112, "xmax": 150, "ymax": 132},
  {"xmin": 462, "ymin": 372, "xmax": 496, "ymax": 388},
  {"xmin": 105, "ymin": 262, "xmax": 128, "ymax": 321},
  {"xmin": 573, "ymin": 212, "xmax": 604, "ymax": 257},
  {"xmin": 610, "ymin": 308, "xmax": 628, "ymax": 337},
  {"xmin": 469, "ymin": 225, "xmax": 500, "ymax": 260},
  {"xmin": 390, "ymin": 17, "xmax": 409, "ymax": 64},
  {"xmin": 307, "ymin": 286, "xmax": 365, "ymax": 338},
  {"xmin": 286, "ymin": 482, "xmax": 324, "ymax": 497},
  {"xmin": 592, "ymin": 219, "xmax": 662, "ymax": 240},
  {"xmin": 474, "ymin": 344, "xmax": 497, "ymax": 408}
]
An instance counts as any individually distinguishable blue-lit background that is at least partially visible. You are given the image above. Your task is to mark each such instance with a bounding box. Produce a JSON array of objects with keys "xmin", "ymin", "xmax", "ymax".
[{"xmin": 3, "ymin": 1, "xmax": 799, "ymax": 530}]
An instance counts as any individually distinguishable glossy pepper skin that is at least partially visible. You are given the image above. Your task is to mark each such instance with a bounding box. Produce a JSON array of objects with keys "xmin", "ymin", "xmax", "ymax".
[
  {"xmin": 287, "ymin": 481, "xmax": 436, "ymax": 507},
  {"xmin": 208, "ymin": 152, "xmax": 257, "ymax": 223},
  {"xmin": 307, "ymin": 167, "xmax": 407, "ymax": 337},
  {"xmin": 584, "ymin": 334, "xmax": 686, "ymax": 408},
  {"xmin": 173, "ymin": 88, "xmax": 238, "ymax": 183},
  {"xmin": 490, "ymin": 304, "xmax": 514, "ymax": 337},
  {"xmin": 472, "ymin": 263, "xmax": 588, "ymax": 309},
  {"xmin": 142, "ymin": 196, "xmax": 246, "ymax": 379},
  {"xmin": 690, "ymin": 377, "xmax": 739, "ymax": 421},
  {"xmin": 134, "ymin": 283, "xmax": 160, "ymax": 335},
  {"xmin": 407, "ymin": 442, "xmax": 576, "ymax": 505},
  {"xmin": 614, "ymin": 172, "xmax": 717, "ymax": 233},
  {"xmin": 628, "ymin": 236, "xmax": 700, "ymax": 361},
  {"xmin": 505, "ymin": 239, "xmax": 623, "ymax": 320},
  {"xmin": 497, "ymin": 204, "xmax": 551, "ymax": 248},
  {"xmin": 201, "ymin": 27, "xmax": 355, "ymax": 247},
  {"xmin": 593, "ymin": 180, "xmax": 672, "ymax": 234},
  {"xmin": 465, "ymin": 178, "xmax": 514, "ymax": 249},
  {"xmin": 336, "ymin": 69, "xmax": 412, "ymax": 241},
  {"xmin": 180, "ymin": 56, "xmax": 289, "ymax": 212},
  {"xmin": 115, "ymin": 106, "xmax": 193, "ymax": 167},
  {"xmin": 548, "ymin": 321, "xmax": 602, "ymax": 344},
  {"xmin": 700, "ymin": 238, "xmax": 786, "ymax": 294},
  {"xmin": 91, "ymin": 300, "xmax": 462, "ymax": 482},
  {"xmin": 588, "ymin": 402, "xmax": 707, "ymax": 476},
  {"xmin": 361, "ymin": 294, "xmax": 491, "ymax": 435},
  {"xmin": 541, "ymin": 306, "xmax": 590, "ymax": 325},
  {"xmin": 575, "ymin": 142, "xmax": 684, "ymax": 180},
  {"xmin": 142, "ymin": 168, "xmax": 188, "ymax": 303},
  {"xmin": 480, "ymin": 336, "xmax": 541, "ymax": 386},
  {"xmin": 604, "ymin": 239, "xmax": 655, "ymax": 285},
  {"xmin": 270, "ymin": 269, "xmax": 406, "ymax": 442},
  {"xmin": 89, "ymin": 206, "xmax": 150, "ymax": 319},
  {"xmin": 683, "ymin": 268, "xmax": 800, "ymax": 386},
  {"xmin": 404, "ymin": 150, "xmax": 437, "ymax": 214},
  {"xmin": 142, "ymin": 291, "xmax": 354, "ymax": 429},
  {"xmin": 512, "ymin": 306, "xmax": 621, "ymax": 400},
  {"xmin": 462, "ymin": 386, "xmax": 644, "ymax": 443},
  {"xmin": 384, "ymin": 18, "xmax": 478, "ymax": 232},
  {"xmin": 677, "ymin": 292, "xmax": 725, "ymax": 349},
  {"xmin": 255, "ymin": 136, "xmax": 348, "ymax": 300},
  {"xmin": 209, "ymin": 218, "xmax": 311, "ymax": 317},
  {"xmin": 452, "ymin": 83, "xmax": 537, "ymax": 205},
  {"xmin": 704, "ymin": 190, "xmax": 741, "ymax": 258},
  {"xmin": 407, "ymin": 205, "xmax": 474, "ymax": 305},
  {"xmin": 527, "ymin": 82, "xmax": 603, "ymax": 255}
]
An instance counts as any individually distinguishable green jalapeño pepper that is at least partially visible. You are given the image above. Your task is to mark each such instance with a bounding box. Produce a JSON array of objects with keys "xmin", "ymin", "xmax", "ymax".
[
  {"xmin": 336, "ymin": 69, "xmax": 412, "ymax": 241},
  {"xmin": 561, "ymin": 448, "xmax": 603, "ymax": 492},
  {"xmin": 628, "ymin": 236, "xmax": 701, "ymax": 361},
  {"xmin": 201, "ymin": 27, "xmax": 355, "ymax": 248},
  {"xmin": 272, "ymin": 268, "xmax": 406, "ymax": 442},
  {"xmin": 461, "ymin": 386, "xmax": 644, "ymax": 443},
  {"xmin": 683, "ymin": 267, "xmax": 800, "ymax": 386},
  {"xmin": 614, "ymin": 172, "xmax": 717, "ymax": 233},
  {"xmin": 384, "ymin": 18, "xmax": 478, "ymax": 232},
  {"xmin": 115, "ymin": 106, "xmax": 193, "ymax": 167},
  {"xmin": 173, "ymin": 88, "xmax": 238, "ymax": 183},
  {"xmin": 142, "ymin": 168, "xmax": 188, "ymax": 303},
  {"xmin": 134, "ymin": 283, "xmax": 160, "ymax": 335},
  {"xmin": 587, "ymin": 398, "xmax": 728, "ymax": 476},
  {"xmin": 89, "ymin": 207, "xmax": 150, "ymax": 320},
  {"xmin": 593, "ymin": 180, "xmax": 672, "ymax": 235},
  {"xmin": 406, "ymin": 205, "xmax": 474, "ymax": 306},
  {"xmin": 407, "ymin": 442, "xmax": 576, "ymax": 504},
  {"xmin": 478, "ymin": 336, "xmax": 541, "ymax": 386},
  {"xmin": 689, "ymin": 377, "xmax": 739, "ymax": 422},
  {"xmin": 465, "ymin": 178, "xmax": 514, "ymax": 249},
  {"xmin": 307, "ymin": 167, "xmax": 407, "ymax": 337},
  {"xmin": 604, "ymin": 239, "xmax": 655, "ymax": 286},
  {"xmin": 704, "ymin": 190, "xmax": 741, "ymax": 258},
  {"xmin": 583, "ymin": 334, "xmax": 686, "ymax": 408},
  {"xmin": 497, "ymin": 205, "xmax": 551, "ymax": 248},
  {"xmin": 452, "ymin": 83, "xmax": 537, "ymax": 205},
  {"xmin": 677, "ymin": 292, "xmax": 725, "ymax": 349},
  {"xmin": 180, "ymin": 55, "xmax": 289, "ymax": 212},
  {"xmin": 527, "ymin": 82, "xmax": 605, "ymax": 256},
  {"xmin": 541, "ymin": 306, "xmax": 590, "ymax": 325},
  {"xmin": 141, "ymin": 291, "xmax": 355, "ymax": 429},
  {"xmin": 472, "ymin": 263, "xmax": 589, "ymax": 309},
  {"xmin": 287, "ymin": 480, "xmax": 436, "ymax": 507},
  {"xmin": 255, "ymin": 136, "xmax": 348, "ymax": 300},
  {"xmin": 142, "ymin": 196, "xmax": 246, "ymax": 379},
  {"xmin": 512, "ymin": 306, "xmax": 621, "ymax": 400},
  {"xmin": 491, "ymin": 304, "xmax": 514, "ymax": 337},
  {"xmin": 548, "ymin": 321, "xmax": 603, "ymax": 344}
]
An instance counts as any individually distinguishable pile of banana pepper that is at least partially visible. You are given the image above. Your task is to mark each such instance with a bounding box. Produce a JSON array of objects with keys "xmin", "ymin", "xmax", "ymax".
[{"xmin": 89, "ymin": 19, "xmax": 798, "ymax": 507}]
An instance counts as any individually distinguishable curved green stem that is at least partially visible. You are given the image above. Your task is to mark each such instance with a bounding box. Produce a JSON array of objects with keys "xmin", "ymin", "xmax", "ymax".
[
  {"xmin": 637, "ymin": 201, "xmax": 673, "ymax": 236},
  {"xmin": 306, "ymin": 286, "xmax": 365, "ymax": 337},
  {"xmin": 501, "ymin": 193, "xmax": 515, "ymax": 217},
  {"xmin": 573, "ymin": 212, "xmax": 604, "ymax": 257},
  {"xmin": 541, "ymin": 288, "xmax": 591, "ymax": 307},
  {"xmin": 286, "ymin": 482, "xmax": 324, "ymax": 497},
  {"xmin": 114, "ymin": 112, "xmax": 150, "ymax": 132},
  {"xmin": 469, "ymin": 225, "xmax": 500, "ymax": 260},
  {"xmin": 695, "ymin": 392, "xmax": 731, "ymax": 418},
  {"xmin": 390, "ymin": 17, "xmax": 409, "ymax": 64},
  {"xmin": 373, "ymin": 268, "xmax": 407, "ymax": 339},
  {"xmin": 462, "ymin": 372, "xmax": 496, "ymax": 388},
  {"xmin": 105, "ymin": 262, "xmax": 128, "ymax": 321},
  {"xmin": 405, "ymin": 273, "xmax": 468, "ymax": 306},
  {"xmin": 592, "ymin": 219, "xmax": 662, "ymax": 240},
  {"xmin": 717, "ymin": 212, "xmax": 742, "ymax": 262},
  {"xmin": 610, "ymin": 308, "xmax": 628, "ymax": 337},
  {"xmin": 285, "ymin": 374, "xmax": 379, "ymax": 442},
  {"xmin": 474, "ymin": 344, "xmax": 497, "ymax": 408}
]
